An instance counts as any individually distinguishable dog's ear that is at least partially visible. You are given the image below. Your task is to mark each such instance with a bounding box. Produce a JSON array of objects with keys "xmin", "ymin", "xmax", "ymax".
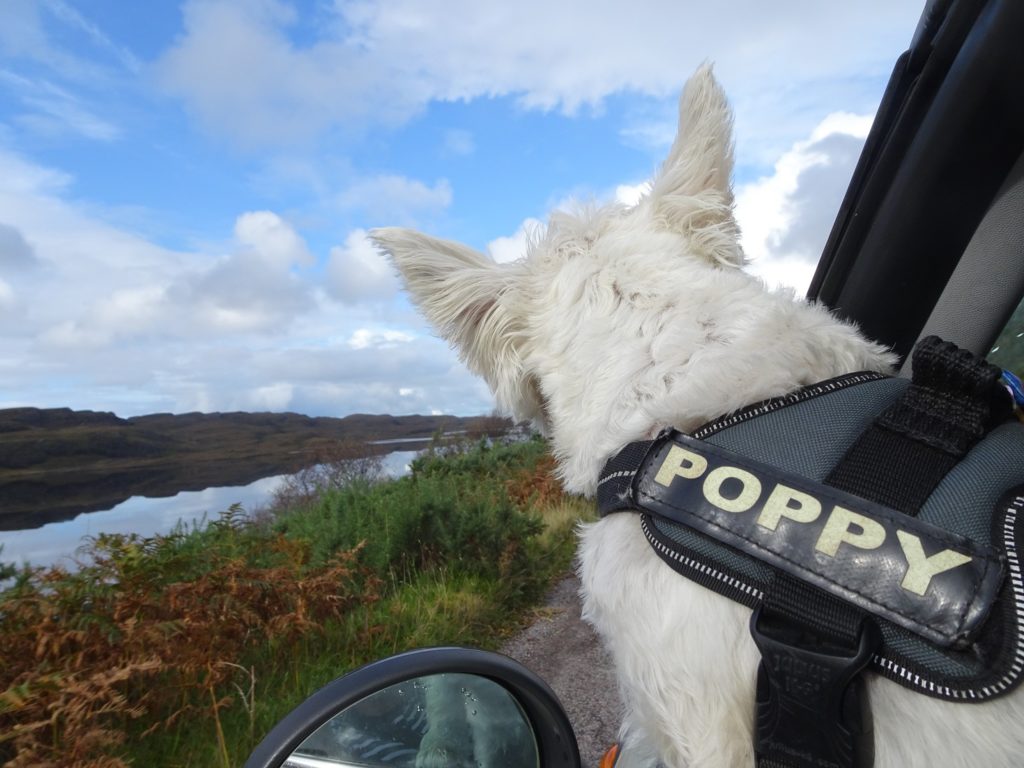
[
  {"xmin": 647, "ymin": 63, "xmax": 744, "ymax": 267},
  {"xmin": 370, "ymin": 227, "xmax": 541, "ymax": 421}
]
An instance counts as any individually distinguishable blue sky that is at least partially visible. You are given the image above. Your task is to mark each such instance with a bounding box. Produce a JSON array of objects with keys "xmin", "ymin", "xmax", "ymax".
[{"xmin": 0, "ymin": 0, "xmax": 922, "ymax": 418}]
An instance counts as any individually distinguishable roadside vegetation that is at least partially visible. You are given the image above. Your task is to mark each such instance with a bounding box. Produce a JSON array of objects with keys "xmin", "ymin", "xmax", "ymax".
[
  {"xmin": 0, "ymin": 435, "xmax": 590, "ymax": 768},
  {"xmin": 988, "ymin": 298, "xmax": 1023, "ymax": 379}
]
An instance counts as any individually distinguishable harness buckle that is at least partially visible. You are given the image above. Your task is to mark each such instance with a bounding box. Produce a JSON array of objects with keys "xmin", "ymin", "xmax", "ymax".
[{"xmin": 750, "ymin": 604, "xmax": 878, "ymax": 768}]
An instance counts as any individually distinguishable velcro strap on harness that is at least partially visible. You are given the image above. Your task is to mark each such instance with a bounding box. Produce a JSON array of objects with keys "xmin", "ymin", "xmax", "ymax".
[{"xmin": 826, "ymin": 336, "xmax": 1014, "ymax": 514}]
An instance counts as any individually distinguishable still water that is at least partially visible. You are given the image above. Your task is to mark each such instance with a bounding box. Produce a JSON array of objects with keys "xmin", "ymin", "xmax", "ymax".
[{"xmin": 0, "ymin": 450, "xmax": 419, "ymax": 572}]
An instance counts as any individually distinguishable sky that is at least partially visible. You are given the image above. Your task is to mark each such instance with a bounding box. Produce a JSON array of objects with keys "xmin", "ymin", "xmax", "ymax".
[{"xmin": 0, "ymin": 0, "xmax": 924, "ymax": 419}]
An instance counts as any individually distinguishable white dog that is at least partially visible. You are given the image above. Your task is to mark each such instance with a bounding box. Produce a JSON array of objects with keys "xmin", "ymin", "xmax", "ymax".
[{"xmin": 372, "ymin": 66, "xmax": 1023, "ymax": 767}]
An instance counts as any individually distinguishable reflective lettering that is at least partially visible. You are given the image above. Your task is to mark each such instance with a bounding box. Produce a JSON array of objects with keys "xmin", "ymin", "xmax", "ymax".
[
  {"xmin": 703, "ymin": 466, "xmax": 762, "ymax": 513},
  {"xmin": 896, "ymin": 531, "xmax": 974, "ymax": 596},
  {"xmin": 757, "ymin": 484, "xmax": 822, "ymax": 531},
  {"xmin": 814, "ymin": 506, "xmax": 886, "ymax": 557},
  {"xmin": 654, "ymin": 445, "xmax": 707, "ymax": 487}
]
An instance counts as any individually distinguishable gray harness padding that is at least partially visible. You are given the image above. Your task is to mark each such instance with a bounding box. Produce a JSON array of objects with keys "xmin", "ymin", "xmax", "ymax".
[{"xmin": 599, "ymin": 372, "xmax": 1024, "ymax": 701}]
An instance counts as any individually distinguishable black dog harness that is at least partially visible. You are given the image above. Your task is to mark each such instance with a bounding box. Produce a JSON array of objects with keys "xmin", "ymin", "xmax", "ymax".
[{"xmin": 597, "ymin": 337, "xmax": 1024, "ymax": 768}]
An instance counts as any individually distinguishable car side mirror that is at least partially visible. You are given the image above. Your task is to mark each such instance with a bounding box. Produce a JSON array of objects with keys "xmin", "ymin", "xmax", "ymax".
[{"xmin": 243, "ymin": 647, "xmax": 582, "ymax": 768}]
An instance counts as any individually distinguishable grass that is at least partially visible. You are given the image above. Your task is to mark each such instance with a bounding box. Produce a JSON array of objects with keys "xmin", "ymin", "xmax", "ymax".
[{"xmin": 0, "ymin": 436, "xmax": 592, "ymax": 767}]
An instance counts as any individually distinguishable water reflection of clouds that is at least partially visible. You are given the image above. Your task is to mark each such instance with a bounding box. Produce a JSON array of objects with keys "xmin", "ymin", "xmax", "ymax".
[
  {"xmin": 1, "ymin": 473, "xmax": 290, "ymax": 571},
  {"xmin": 380, "ymin": 450, "xmax": 418, "ymax": 478},
  {"xmin": 0, "ymin": 450, "xmax": 420, "ymax": 572}
]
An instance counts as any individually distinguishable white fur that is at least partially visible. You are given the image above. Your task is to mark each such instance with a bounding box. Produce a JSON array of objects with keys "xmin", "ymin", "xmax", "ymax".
[{"xmin": 371, "ymin": 64, "xmax": 1023, "ymax": 767}]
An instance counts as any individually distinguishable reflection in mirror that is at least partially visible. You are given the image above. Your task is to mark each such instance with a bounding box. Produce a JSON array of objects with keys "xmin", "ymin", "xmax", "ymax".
[{"xmin": 284, "ymin": 672, "xmax": 539, "ymax": 768}]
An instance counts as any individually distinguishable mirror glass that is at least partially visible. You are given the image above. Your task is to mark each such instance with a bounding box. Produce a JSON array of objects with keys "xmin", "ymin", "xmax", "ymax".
[{"xmin": 283, "ymin": 672, "xmax": 540, "ymax": 768}]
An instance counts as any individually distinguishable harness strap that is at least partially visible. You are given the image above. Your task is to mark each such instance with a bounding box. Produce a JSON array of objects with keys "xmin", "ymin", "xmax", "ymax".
[
  {"xmin": 826, "ymin": 337, "xmax": 1012, "ymax": 515},
  {"xmin": 752, "ymin": 337, "xmax": 1011, "ymax": 768},
  {"xmin": 597, "ymin": 438, "xmax": 656, "ymax": 515},
  {"xmin": 751, "ymin": 589, "xmax": 875, "ymax": 768},
  {"xmin": 753, "ymin": 574, "xmax": 875, "ymax": 768}
]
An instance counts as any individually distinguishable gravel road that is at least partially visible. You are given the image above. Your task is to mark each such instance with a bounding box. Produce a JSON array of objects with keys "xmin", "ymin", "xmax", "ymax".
[{"xmin": 500, "ymin": 572, "xmax": 622, "ymax": 768}]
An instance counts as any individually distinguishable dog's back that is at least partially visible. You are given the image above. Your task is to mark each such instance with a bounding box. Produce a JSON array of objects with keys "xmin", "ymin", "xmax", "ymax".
[{"xmin": 375, "ymin": 66, "xmax": 1024, "ymax": 767}]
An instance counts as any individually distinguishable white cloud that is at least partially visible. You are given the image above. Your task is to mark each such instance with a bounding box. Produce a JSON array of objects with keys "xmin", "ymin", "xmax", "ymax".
[
  {"xmin": 86, "ymin": 285, "xmax": 167, "ymax": 341},
  {"xmin": 234, "ymin": 210, "xmax": 313, "ymax": 269},
  {"xmin": 0, "ymin": 221, "xmax": 37, "ymax": 268},
  {"xmin": 37, "ymin": 319, "xmax": 109, "ymax": 349},
  {"xmin": 2, "ymin": 73, "xmax": 121, "ymax": 142},
  {"xmin": 156, "ymin": 0, "xmax": 419, "ymax": 146},
  {"xmin": 337, "ymin": 174, "xmax": 452, "ymax": 224},
  {"xmin": 0, "ymin": 149, "xmax": 495, "ymax": 416},
  {"xmin": 487, "ymin": 217, "xmax": 544, "ymax": 264},
  {"xmin": 615, "ymin": 182, "xmax": 650, "ymax": 207},
  {"xmin": 0, "ymin": 146, "xmax": 72, "ymax": 195},
  {"xmin": 170, "ymin": 253, "xmax": 312, "ymax": 335},
  {"xmin": 810, "ymin": 112, "xmax": 875, "ymax": 143},
  {"xmin": 736, "ymin": 111, "xmax": 872, "ymax": 293},
  {"xmin": 155, "ymin": 0, "xmax": 920, "ymax": 151},
  {"xmin": 0, "ymin": 149, "xmax": 357, "ymax": 412},
  {"xmin": 0, "ymin": 147, "xmax": 196, "ymax": 346},
  {"xmin": 239, "ymin": 339, "xmax": 494, "ymax": 417},
  {"xmin": 0, "ymin": 277, "xmax": 14, "ymax": 307},
  {"xmin": 347, "ymin": 328, "xmax": 415, "ymax": 350},
  {"xmin": 0, "ymin": 220, "xmax": 492, "ymax": 418},
  {"xmin": 327, "ymin": 228, "xmax": 400, "ymax": 304},
  {"xmin": 247, "ymin": 382, "xmax": 295, "ymax": 411}
]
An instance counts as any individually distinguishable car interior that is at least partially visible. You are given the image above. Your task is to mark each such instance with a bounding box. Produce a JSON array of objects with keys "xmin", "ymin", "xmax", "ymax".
[{"xmin": 807, "ymin": 0, "xmax": 1024, "ymax": 380}]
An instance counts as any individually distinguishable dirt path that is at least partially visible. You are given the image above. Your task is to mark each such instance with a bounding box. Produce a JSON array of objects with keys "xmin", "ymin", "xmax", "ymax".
[{"xmin": 500, "ymin": 572, "xmax": 622, "ymax": 768}]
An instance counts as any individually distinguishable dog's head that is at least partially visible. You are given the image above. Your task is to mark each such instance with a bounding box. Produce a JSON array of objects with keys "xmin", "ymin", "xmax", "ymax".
[{"xmin": 373, "ymin": 66, "xmax": 753, "ymax": 494}]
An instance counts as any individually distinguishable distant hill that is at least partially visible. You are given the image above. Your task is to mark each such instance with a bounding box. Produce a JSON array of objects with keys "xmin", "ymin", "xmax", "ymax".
[{"xmin": 0, "ymin": 408, "xmax": 510, "ymax": 530}]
